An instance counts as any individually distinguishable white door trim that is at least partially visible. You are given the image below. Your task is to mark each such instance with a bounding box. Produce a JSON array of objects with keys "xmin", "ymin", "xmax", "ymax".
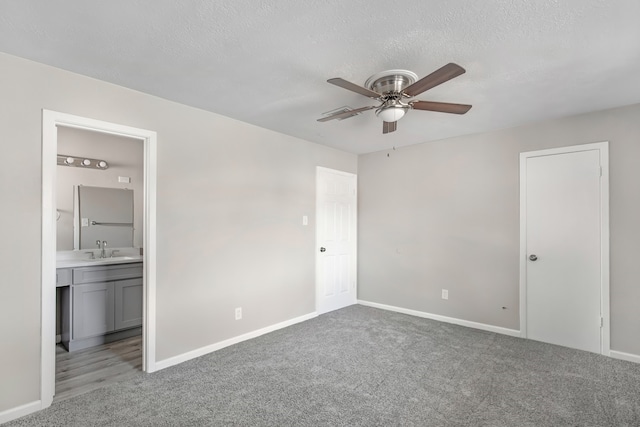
[
  {"xmin": 41, "ymin": 110, "xmax": 158, "ymax": 410},
  {"xmin": 519, "ymin": 141, "xmax": 610, "ymax": 355},
  {"xmin": 315, "ymin": 166, "xmax": 358, "ymax": 314}
]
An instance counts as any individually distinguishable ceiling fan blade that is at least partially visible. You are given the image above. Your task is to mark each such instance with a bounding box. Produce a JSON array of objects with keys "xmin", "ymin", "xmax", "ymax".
[
  {"xmin": 317, "ymin": 105, "xmax": 376, "ymax": 122},
  {"xmin": 383, "ymin": 121, "xmax": 397, "ymax": 134},
  {"xmin": 403, "ymin": 63, "xmax": 466, "ymax": 97},
  {"xmin": 327, "ymin": 78, "xmax": 381, "ymax": 99},
  {"xmin": 411, "ymin": 101, "xmax": 472, "ymax": 114}
]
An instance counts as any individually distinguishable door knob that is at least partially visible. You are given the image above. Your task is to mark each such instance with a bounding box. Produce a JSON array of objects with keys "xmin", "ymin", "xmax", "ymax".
[
  {"xmin": 529, "ymin": 254, "xmax": 538, "ymax": 261},
  {"xmin": 320, "ymin": 247, "xmax": 326, "ymax": 252}
]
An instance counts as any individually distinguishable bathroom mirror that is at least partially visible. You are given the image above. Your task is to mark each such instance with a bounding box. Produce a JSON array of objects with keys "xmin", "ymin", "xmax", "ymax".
[{"xmin": 76, "ymin": 185, "xmax": 134, "ymax": 249}]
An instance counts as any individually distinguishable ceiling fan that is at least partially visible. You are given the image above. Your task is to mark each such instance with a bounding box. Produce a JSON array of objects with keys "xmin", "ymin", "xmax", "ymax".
[{"xmin": 317, "ymin": 63, "xmax": 472, "ymax": 134}]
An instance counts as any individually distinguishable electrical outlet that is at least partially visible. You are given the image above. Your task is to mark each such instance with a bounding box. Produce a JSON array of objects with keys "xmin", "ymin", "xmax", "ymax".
[
  {"xmin": 235, "ymin": 307, "xmax": 242, "ymax": 320},
  {"xmin": 441, "ymin": 289, "xmax": 449, "ymax": 300}
]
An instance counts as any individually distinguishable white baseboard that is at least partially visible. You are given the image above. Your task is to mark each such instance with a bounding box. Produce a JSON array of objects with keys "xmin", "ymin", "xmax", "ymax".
[
  {"xmin": 358, "ymin": 301, "xmax": 640, "ymax": 364},
  {"xmin": 358, "ymin": 300, "xmax": 522, "ymax": 338},
  {"xmin": 610, "ymin": 350, "xmax": 640, "ymax": 364},
  {"xmin": 0, "ymin": 400, "xmax": 42, "ymax": 425},
  {"xmin": 154, "ymin": 312, "xmax": 317, "ymax": 371}
]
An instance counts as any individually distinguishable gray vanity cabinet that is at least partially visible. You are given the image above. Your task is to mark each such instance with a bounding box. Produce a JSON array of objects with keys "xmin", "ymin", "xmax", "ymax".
[
  {"xmin": 72, "ymin": 281, "xmax": 115, "ymax": 339},
  {"xmin": 114, "ymin": 278, "xmax": 143, "ymax": 330},
  {"xmin": 60, "ymin": 262, "xmax": 142, "ymax": 351}
]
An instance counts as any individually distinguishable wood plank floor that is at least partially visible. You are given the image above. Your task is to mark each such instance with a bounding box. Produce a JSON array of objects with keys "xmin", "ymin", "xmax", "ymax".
[{"xmin": 55, "ymin": 335, "xmax": 142, "ymax": 402}]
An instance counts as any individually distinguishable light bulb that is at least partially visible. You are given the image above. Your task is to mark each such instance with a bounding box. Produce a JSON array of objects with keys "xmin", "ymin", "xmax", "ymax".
[
  {"xmin": 376, "ymin": 106, "xmax": 406, "ymax": 122},
  {"xmin": 98, "ymin": 161, "xmax": 107, "ymax": 168},
  {"xmin": 65, "ymin": 157, "xmax": 75, "ymax": 164},
  {"xmin": 82, "ymin": 159, "xmax": 91, "ymax": 166}
]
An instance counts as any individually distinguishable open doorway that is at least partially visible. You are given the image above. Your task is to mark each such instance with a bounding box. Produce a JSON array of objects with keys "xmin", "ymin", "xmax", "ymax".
[
  {"xmin": 41, "ymin": 111, "xmax": 158, "ymax": 409},
  {"xmin": 55, "ymin": 127, "xmax": 143, "ymax": 400}
]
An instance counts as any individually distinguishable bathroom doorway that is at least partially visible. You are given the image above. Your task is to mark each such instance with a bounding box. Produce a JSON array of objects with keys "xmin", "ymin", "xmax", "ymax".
[
  {"xmin": 41, "ymin": 111, "xmax": 158, "ymax": 408},
  {"xmin": 55, "ymin": 126, "xmax": 143, "ymax": 400}
]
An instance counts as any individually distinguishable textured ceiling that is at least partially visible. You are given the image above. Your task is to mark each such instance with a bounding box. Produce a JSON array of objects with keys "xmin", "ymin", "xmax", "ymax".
[{"xmin": 1, "ymin": 0, "xmax": 640, "ymax": 154}]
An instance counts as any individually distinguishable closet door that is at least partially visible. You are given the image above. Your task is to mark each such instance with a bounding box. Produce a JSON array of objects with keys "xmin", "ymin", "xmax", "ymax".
[{"xmin": 521, "ymin": 145, "xmax": 605, "ymax": 354}]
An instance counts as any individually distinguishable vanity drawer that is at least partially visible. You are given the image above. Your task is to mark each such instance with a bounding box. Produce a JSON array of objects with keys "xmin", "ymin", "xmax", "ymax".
[
  {"xmin": 56, "ymin": 268, "xmax": 72, "ymax": 287},
  {"xmin": 72, "ymin": 263, "xmax": 143, "ymax": 284}
]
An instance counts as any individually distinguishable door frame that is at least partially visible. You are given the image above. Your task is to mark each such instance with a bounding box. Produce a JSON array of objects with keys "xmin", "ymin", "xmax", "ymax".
[
  {"xmin": 41, "ymin": 110, "xmax": 158, "ymax": 409},
  {"xmin": 315, "ymin": 166, "xmax": 358, "ymax": 314},
  {"xmin": 519, "ymin": 141, "xmax": 610, "ymax": 355}
]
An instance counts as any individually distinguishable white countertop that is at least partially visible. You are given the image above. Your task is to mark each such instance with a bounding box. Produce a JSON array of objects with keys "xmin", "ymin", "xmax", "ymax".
[
  {"xmin": 57, "ymin": 255, "xmax": 143, "ymax": 269},
  {"xmin": 56, "ymin": 249, "xmax": 143, "ymax": 268}
]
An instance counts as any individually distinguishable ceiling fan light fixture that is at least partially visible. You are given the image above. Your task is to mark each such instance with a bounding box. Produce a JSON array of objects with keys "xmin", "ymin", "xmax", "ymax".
[{"xmin": 376, "ymin": 105, "xmax": 408, "ymax": 122}]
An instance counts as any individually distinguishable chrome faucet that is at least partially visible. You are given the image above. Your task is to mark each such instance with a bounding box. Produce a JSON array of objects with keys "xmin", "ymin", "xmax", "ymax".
[{"xmin": 96, "ymin": 240, "xmax": 108, "ymax": 258}]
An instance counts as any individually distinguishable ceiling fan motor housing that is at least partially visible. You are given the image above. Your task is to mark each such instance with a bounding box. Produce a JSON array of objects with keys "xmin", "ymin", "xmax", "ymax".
[
  {"xmin": 365, "ymin": 70, "xmax": 417, "ymax": 122},
  {"xmin": 365, "ymin": 70, "xmax": 418, "ymax": 95}
]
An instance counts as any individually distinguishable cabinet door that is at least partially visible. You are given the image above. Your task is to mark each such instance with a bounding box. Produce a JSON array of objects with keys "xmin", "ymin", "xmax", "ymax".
[
  {"xmin": 72, "ymin": 282, "xmax": 115, "ymax": 339},
  {"xmin": 114, "ymin": 278, "xmax": 143, "ymax": 330}
]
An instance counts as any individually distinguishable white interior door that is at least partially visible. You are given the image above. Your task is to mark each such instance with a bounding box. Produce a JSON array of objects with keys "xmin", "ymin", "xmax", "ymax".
[
  {"xmin": 316, "ymin": 167, "xmax": 357, "ymax": 315},
  {"xmin": 521, "ymin": 143, "xmax": 608, "ymax": 354}
]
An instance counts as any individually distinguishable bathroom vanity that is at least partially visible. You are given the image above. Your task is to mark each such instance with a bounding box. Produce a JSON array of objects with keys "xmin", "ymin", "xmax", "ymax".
[{"xmin": 56, "ymin": 257, "xmax": 143, "ymax": 352}]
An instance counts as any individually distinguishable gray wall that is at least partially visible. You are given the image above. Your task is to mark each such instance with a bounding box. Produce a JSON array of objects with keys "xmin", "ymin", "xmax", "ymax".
[
  {"xmin": 57, "ymin": 127, "xmax": 144, "ymax": 251},
  {"xmin": 0, "ymin": 52, "xmax": 356, "ymax": 413},
  {"xmin": 358, "ymin": 102, "xmax": 640, "ymax": 356}
]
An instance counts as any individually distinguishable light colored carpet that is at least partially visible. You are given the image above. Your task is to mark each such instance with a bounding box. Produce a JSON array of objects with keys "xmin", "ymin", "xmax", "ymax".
[{"xmin": 8, "ymin": 305, "xmax": 640, "ymax": 426}]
